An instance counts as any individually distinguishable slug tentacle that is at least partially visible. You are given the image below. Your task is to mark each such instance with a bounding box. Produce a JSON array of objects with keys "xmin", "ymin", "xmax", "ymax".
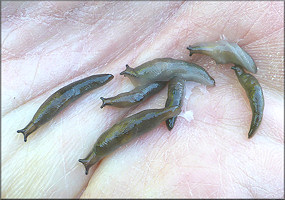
[
  {"xmin": 231, "ymin": 65, "xmax": 264, "ymax": 138},
  {"xmin": 120, "ymin": 58, "xmax": 215, "ymax": 87},
  {"xmin": 100, "ymin": 81, "xmax": 167, "ymax": 108},
  {"xmin": 187, "ymin": 40, "xmax": 257, "ymax": 74},
  {"xmin": 17, "ymin": 74, "xmax": 114, "ymax": 142},
  {"xmin": 79, "ymin": 106, "xmax": 181, "ymax": 174}
]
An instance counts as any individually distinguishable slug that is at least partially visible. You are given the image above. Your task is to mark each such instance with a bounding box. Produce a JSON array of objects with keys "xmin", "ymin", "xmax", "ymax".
[
  {"xmin": 120, "ymin": 58, "xmax": 215, "ymax": 87},
  {"xmin": 17, "ymin": 74, "xmax": 114, "ymax": 142},
  {"xmin": 187, "ymin": 40, "xmax": 257, "ymax": 74},
  {"xmin": 100, "ymin": 81, "xmax": 167, "ymax": 108},
  {"xmin": 165, "ymin": 77, "xmax": 185, "ymax": 130},
  {"xmin": 231, "ymin": 65, "xmax": 264, "ymax": 138},
  {"xmin": 79, "ymin": 105, "xmax": 181, "ymax": 175}
]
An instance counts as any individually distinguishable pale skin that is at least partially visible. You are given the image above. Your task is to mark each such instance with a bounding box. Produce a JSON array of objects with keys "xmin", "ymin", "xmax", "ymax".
[{"xmin": 1, "ymin": 1, "xmax": 284, "ymax": 198}]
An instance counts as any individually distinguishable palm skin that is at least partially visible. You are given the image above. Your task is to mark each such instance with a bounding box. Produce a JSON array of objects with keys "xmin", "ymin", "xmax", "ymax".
[{"xmin": 1, "ymin": 1, "xmax": 283, "ymax": 198}]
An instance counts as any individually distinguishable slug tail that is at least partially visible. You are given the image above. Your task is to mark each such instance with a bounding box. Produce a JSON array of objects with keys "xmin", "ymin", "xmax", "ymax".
[
  {"xmin": 203, "ymin": 74, "xmax": 215, "ymax": 86},
  {"xmin": 165, "ymin": 117, "xmax": 176, "ymax": 131},
  {"xmin": 210, "ymin": 77, "xmax": 215, "ymax": 86},
  {"xmin": 248, "ymin": 128, "xmax": 256, "ymax": 139},
  {"xmin": 17, "ymin": 122, "xmax": 37, "ymax": 142}
]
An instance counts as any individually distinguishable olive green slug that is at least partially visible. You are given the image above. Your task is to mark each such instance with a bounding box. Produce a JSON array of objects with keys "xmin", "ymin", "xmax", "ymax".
[
  {"xmin": 17, "ymin": 74, "xmax": 114, "ymax": 142},
  {"xmin": 231, "ymin": 65, "xmax": 264, "ymax": 138},
  {"xmin": 119, "ymin": 58, "xmax": 215, "ymax": 87},
  {"xmin": 187, "ymin": 40, "xmax": 257, "ymax": 74},
  {"xmin": 165, "ymin": 77, "xmax": 185, "ymax": 130},
  {"xmin": 100, "ymin": 81, "xmax": 167, "ymax": 108},
  {"xmin": 79, "ymin": 105, "xmax": 181, "ymax": 175}
]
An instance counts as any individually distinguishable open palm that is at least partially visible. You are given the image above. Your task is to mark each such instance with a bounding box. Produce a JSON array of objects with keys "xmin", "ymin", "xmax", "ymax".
[{"xmin": 2, "ymin": 1, "xmax": 283, "ymax": 198}]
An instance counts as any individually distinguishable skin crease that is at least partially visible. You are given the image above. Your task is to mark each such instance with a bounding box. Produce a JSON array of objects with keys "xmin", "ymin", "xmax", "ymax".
[{"xmin": 1, "ymin": 1, "xmax": 284, "ymax": 199}]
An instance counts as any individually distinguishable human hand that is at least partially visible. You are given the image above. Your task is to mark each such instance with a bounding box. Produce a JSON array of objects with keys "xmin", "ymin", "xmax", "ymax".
[{"xmin": 2, "ymin": 1, "xmax": 283, "ymax": 198}]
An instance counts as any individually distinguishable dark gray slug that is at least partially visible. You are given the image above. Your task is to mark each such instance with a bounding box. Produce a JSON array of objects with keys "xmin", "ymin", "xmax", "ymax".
[
  {"xmin": 165, "ymin": 77, "xmax": 185, "ymax": 130},
  {"xmin": 187, "ymin": 40, "xmax": 257, "ymax": 73},
  {"xmin": 79, "ymin": 105, "xmax": 181, "ymax": 175},
  {"xmin": 100, "ymin": 81, "xmax": 167, "ymax": 108},
  {"xmin": 120, "ymin": 58, "xmax": 215, "ymax": 87},
  {"xmin": 231, "ymin": 65, "xmax": 264, "ymax": 138},
  {"xmin": 17, "ymin": 74, "xmax": 114, "ymax": 142}
]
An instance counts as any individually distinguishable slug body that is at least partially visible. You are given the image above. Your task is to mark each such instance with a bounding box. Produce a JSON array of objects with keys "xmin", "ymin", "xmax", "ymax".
[
  {"xmin": 17, "ymin": 74, "xmax": 114, "ymax": 142},
  {"xmin": 79, "ymin": 106, "xmax": 181, "ymax": 175},
  {"xmin": 187, "ymin": 40, "xmax": 257, "ymax": 74},
  {"xmin": 120, "ymin": 58, "xmax": 215, "ymax": 87},
  {"xmin": 231, "ymin": 65, "xmax": 264, "ymax": 138},
  {"xmin": 165, "ymin": 77, "xmax": 185, "ymax": 130},
  {"xmin": 100, "ymin": 81, "xmax": 167, "ymax": 108}
]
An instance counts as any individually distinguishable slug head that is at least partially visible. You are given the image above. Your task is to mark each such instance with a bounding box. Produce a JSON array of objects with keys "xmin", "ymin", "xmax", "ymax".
[
  {"xmin": 17, "ymin": 122, "xmax": 37, "ymax": 142},
  {"xmin": 100, "ymin": 97, "xmax": 107, "ymax": 109},
  {"xmin": 119, "ymin": 65, "xmax": 138, "ymax": 78},
  {"xmin": 78, "ymin": 158, "xmax": 93, "ymax": 175},
  {"xmin": 78, "ymin": 152, "xmax": 100, "ymax": 175},
  {"xmin": 231, "ymin": 65, "xmax": 245, "ymax": 76},
  {"xmin": 186, "ymin": 46, "xmax": 194, "ymax": 56},
  {"xmin": 17, "ymin": 129, "xmax": 29, "ymax": 142}
]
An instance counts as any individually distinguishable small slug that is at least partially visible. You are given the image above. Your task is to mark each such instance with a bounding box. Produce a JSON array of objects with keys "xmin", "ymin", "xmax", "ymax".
[
  {"xmin": 100, "ymin": 81, "xmax": 167, "ymax": 108},
  {"xmin": 165, "ymin": 77, "xmax": 185, "ymax": 130},
  {"xmin": 17, "ymin": 74, "xmax": 114, "ymax": 142},
  {"xmin": 119, "ymin": 58, "xmax": 215, "ymax": 87},
  {"xmin": 79, "ymin": 105, "xmax": 181, "ymax": 175},
  {"xmin": 231, "ymin": 65, "xmax": 264, "ymax": 138},
  {"xmin": 187, "ymin": 40, "xmax": 257, "ymax": 74}
]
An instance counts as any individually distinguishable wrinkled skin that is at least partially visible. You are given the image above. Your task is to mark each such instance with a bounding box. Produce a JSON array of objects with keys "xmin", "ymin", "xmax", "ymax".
[{"xmin": 1, "ymin": 1, "xmax": 284, "ymax": 198}]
